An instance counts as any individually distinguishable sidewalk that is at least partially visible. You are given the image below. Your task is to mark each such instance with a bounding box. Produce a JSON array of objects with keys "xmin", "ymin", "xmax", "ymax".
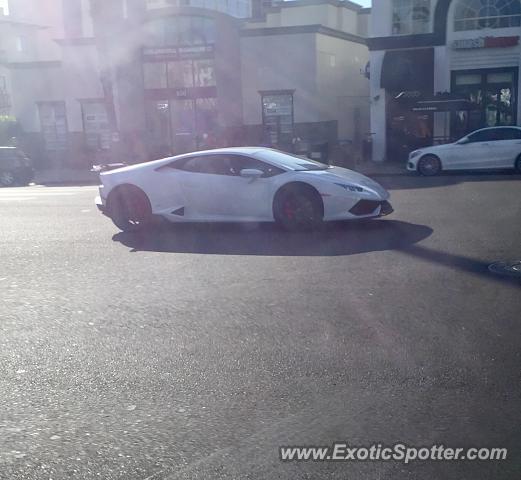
[{"xmin": 34, "ymin": 168, "xmax": 99, "ymax": 186}]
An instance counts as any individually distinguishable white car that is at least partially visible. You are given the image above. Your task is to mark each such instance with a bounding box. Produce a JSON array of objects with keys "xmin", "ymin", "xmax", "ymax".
[
  {"xmin": 95, "ymin": 147, "xmax": 392, "ymax": 231},
  {"xmin": 407, "ymin": 126, "xmax": 521, "ymax": 176}
]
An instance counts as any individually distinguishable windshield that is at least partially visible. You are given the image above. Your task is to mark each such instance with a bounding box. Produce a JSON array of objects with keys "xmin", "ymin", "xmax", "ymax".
[{"xmin": 254, "ymin": 149, "xmax": 330, "ymax": 171}]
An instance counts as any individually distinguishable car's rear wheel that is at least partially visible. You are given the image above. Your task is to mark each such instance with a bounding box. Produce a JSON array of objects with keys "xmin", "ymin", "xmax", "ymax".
[
  {"xmin": 107, "ymin": 185, "xmax": 152, "ymax": 232},
  {"xmin": 0, "ymin": 170, "xmax": 16, "ymax": 187},
  {"xmin": 274, "ymin": 184, "xmax": 324, "ymax": 231},
  {"xmin": 418, "ymin": 155, "xmax": 441, "ymax": 176},
  {"xmin": 515, "ymin": 154, "xmax": 521, "ymax": 174}
]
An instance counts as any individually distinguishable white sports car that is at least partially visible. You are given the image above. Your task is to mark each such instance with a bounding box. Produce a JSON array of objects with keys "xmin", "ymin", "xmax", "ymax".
[
  {"xmin": 407, "ymin": 126, "xmax": 521, "ymax": 176},
  {"xmin": 95, "ymin": 147, "xmax": 392, "ymax": 231}
]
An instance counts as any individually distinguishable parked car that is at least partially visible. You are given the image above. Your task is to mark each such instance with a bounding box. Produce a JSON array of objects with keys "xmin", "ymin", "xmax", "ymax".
[
  {"xmin": 0, "ymin": 147, "xmax": 35, "ymax": 187},
  {"xmin": 407, "ymin": 126, "xmax": 521, "ymax": 176},
  {"xmin": 95, "ymin": 147, "xmax": 392, "ymax": 232}
]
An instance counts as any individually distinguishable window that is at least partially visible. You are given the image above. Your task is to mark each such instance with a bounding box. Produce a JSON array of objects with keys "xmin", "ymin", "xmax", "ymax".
[
  {"xmin": 468, "ymin": 128, "xmax": 505, "ymax": 142},
  {"xmin": 261, "ymin": 92, "xmax": 294, "ymax": 147},
  {"xmin": 38, "ymin": 102, "xmax": 68, "ymax": 151},
  {"xmin": 496, "ymin": 127, "xmax": 521, "ymax": 140},
  {"xmin": 171, "ymin": 154, "xmax": 283, "ymax": 177},
  {"xmin": 174, "ymin": 155, "xmax": 229, "ymax": 174},
  {"xmin": 452, "ymin": 69, "xmax": 518, "ymax": 131},
  {"xmin": 144, "ymin": 62, "xmax": 168, "ymax": 89},
  {"xmin": 392, "ymin": 0, "xmax": 430, "ymax": 35},
  {"xmin": 144, "ymin": 59, "xmax": 216, "ymax": 90},
  {"xmin": 167, "ymin": 60, "xmax": 194, "ymax": 88},
  {"xmin": 454, "ymin": 0, "xmax": 521, "ymax": 31},
  {"xmin": 82, "ymin": 102, "xmax": 110, "ymax": 150},
  {"xmin": 195, "ymin": 98, "xmax": 218, "ymax": 134},
  {"xmin": 144, "ymin": 16, "xmax": 216, "ymax": 47},
  {"xmin": 228, "ymin": 155, "xmax": 284, "ymax": 177},
  {"xmin": 193, "ymin": 59, "xmax": 216, "ymax": 87}
]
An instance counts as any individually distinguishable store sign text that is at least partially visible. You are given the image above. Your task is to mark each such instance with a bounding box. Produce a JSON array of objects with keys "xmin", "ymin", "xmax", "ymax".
[
  {"xmin": 452, "ymin": 36, "xmax": 519, "ymax": 50},
  {"xmin": 143, "ymin": 45, "xmax": 215, "ymax": 61}
]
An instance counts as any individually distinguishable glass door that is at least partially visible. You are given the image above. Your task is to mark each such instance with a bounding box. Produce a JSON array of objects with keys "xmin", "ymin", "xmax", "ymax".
[{"xmin": 261, "ymin": 93, "xmax": 294, "ymax": 149}]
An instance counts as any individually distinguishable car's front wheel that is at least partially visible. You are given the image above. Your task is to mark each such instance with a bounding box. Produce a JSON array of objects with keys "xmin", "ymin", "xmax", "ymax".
[
  {"xmin": 107, "ymin": 185, "xmax": 152, "ymax": 232},
  {"xmin": 273, "ymin": 184, "xmax": 324, "ymax": 231},
  {"xmin": 0, "ymin": 170, "xmax": 16, "ymax": 187},
  {"xmin": 515, "ymin": 154, "xmax": 521, "ymax": 174},
  {"xmin": 418, "ymin": 155, "xmax": 442, "ymax": 176}
]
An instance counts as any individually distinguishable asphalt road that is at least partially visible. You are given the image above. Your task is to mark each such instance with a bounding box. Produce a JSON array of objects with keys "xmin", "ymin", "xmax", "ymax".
[{"xmin": 1, "ymin": 174, "xmax": 520, "ymax": 480}]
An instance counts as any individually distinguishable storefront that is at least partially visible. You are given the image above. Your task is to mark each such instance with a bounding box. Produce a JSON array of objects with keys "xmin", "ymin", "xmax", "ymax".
[
  {"xmin": 380, "ymin": 48, "xmax": 435, "ymax": 162},
  {"xmin": 142, "ymin": 16, "xmax": 222, "ymax": 155},
  {"xmin": 368, "ymin": 0, "xmax": 521, "ymax": 163}
]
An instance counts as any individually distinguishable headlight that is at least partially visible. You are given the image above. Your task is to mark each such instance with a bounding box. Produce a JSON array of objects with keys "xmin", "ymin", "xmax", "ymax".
[
  {"xmin": 409, "ymin": 150, "xmax": 423, "ymax": 159},
  {"xmin": 335, "ymin": 183, "xmax": 365, "ymax": 193}
]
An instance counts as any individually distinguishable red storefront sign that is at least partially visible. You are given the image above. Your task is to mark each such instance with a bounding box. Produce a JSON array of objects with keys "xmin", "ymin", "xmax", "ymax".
[{"xmin": 452, "ymin": 36, "xmax": 520, "ymax": 50}]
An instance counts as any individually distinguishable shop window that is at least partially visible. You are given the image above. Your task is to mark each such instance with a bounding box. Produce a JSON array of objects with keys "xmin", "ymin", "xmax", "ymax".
[
  {"xmin": 261, "ymin": 92, "xmax": 294, "ymax": 147},
  {"xmin": 167, "ymin": 60, "xmax": 194, "ymax": 88},
  {"xmin": 144, "ymin": 16, "xmax": 216, "ymax": 47},
  {"xmin": 144, "ymin": 62, "xmax": 168, "ymax": 89},
  {"xmin": 82, "ymin": 102, "xmax": 111, "ymax": 150},
  {"xmin": 38, "ymin": 102, "xmax": 68, "ymax": 151},
  {"xmin": 145, "ymin": 99, "xmax": 172, "ymax": 156},
  {"xmin": 193, "ymin": 59, "xmax": 216, "ymax": 87},
  {"xmin": 144, "ymin": 59, "xmax": 216, "ymax": 90},
  {"xmin": 452, "ymin": 69, "xmax": 518, "ymax": 133},
  {"xmin": 392, "ymin": 0, "xmax": 430, "ymax": 35},
  {"xmin": 454, "ymin": 0, "xmax": 521, "ymax": 31},
  {"xmin": 195, "ymin": 98, "xmax": 218, "ymax": 134}
]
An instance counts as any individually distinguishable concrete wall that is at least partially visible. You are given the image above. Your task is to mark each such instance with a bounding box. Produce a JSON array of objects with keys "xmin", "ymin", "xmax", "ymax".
[
  {"xmin": 9, "ymin": 44, "xmax": 102, "ymax": 133},
  {"xmin": 241, "ymin": 33, "xmax": 318, "ymax": 127},
  {"xmin": 369, "ymin": 49, "xmax": 385, "ymax": 162},
  {"xmin": 246, "ymin": 1, "xmax": 365, "ymax": 35},
  {"xmin": 316, "ymin": 33, "xmax": 369, "ymax": 144}
]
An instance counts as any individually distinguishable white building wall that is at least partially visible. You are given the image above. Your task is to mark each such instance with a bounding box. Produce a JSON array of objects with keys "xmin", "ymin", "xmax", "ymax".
[
  {"xmin": 316, "ymin": 34, "xmax": 369, "ymax": 144},
  {"xmin": 369, "ymin": 49, "xmax": 385, "ymax": 162},
  {"xmin": 10, "ymin": 44, "xmax": 103, "ymax": 133},
  {"xmin": 241, "ymin": 33, "xmax": 318, "ymax": 125}
]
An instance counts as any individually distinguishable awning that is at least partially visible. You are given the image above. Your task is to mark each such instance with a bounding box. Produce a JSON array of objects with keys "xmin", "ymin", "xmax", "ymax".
[
  {"xmin": 410, "ymin": 98, "xmax": 480, "ymax": 112},
  {"xmin": 380, "ymin": 48, "xmax": 434, "ymax": 92}
]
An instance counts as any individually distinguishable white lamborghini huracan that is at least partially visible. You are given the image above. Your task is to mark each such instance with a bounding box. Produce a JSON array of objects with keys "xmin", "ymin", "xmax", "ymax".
[{"xmin": 95, "ymin": 148, "xmax": 393, "ymax": 231}]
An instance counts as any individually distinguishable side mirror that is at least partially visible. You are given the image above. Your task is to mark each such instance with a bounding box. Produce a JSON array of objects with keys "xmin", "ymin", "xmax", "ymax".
[
  {"xmin": 456, "ymin": 137, "xmax": 469, "ymax": 145},
  {"xmin": 240, "ymin": 168, "xmax": 264, "ymax": 179}
]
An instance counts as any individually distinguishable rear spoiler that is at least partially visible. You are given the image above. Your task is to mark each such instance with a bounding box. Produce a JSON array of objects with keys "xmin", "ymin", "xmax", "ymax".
[{"xmin": 91, "ymin": 163, "xmax": 127, "ymax": 173}]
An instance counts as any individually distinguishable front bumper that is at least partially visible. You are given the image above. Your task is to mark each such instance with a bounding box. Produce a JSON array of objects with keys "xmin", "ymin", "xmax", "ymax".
[
  {"xmin": 407, "ymin": 160, "xmax": 417, "ymax": 171},
  {"xmin": 95, "ymin": 195, "xmax": 107, "ymax": 215},
  {"xmin": 349, "ymin": 199, "xmax": 394, "ymax": 217}
]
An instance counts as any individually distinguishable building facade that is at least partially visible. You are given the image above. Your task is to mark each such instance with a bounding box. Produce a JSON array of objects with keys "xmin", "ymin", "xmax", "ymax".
[
  {"xmin": 1, "ymin": 0, "xmax": 370, "ymax": 170},
  {"xmin": 369, "ymin": 0, "xmax": 521, "ymax": 163}
]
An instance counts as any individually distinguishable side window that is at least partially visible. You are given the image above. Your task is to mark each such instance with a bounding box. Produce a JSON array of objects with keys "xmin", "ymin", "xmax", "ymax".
[
  {"xmin": 228, "ymin": 155, "xmax": 285, "ymax": 178},
  {"xmin": 468, "ymin": 130, "xmax": 498, "ymax": 143},
  {"xmin": 501, "ymin": 128, "xmax": 521, "ymax": 140},
  {"xmin": 169, "ymin": 154, "xmax": 285, "ymax": 177},
  {"xmin": 170, "ymin": 155, "xmax": 233, "ymax": 175}
]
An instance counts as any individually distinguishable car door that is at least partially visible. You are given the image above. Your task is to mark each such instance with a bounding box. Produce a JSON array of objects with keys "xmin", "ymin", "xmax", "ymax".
[
  {"xmin": 493, "ymin": 128, "xmax": 521, "ymax": 168},
  {"xmin": 450, "ymin": 129, "xmax": 497, "ymax": 170},
  {"xmin": 168, "ymin": 154, "xmax": 236, "ymax": 220},
  {"xmin": 223, "ymin": 155, "xmax": 284, "ymax": 220}
]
